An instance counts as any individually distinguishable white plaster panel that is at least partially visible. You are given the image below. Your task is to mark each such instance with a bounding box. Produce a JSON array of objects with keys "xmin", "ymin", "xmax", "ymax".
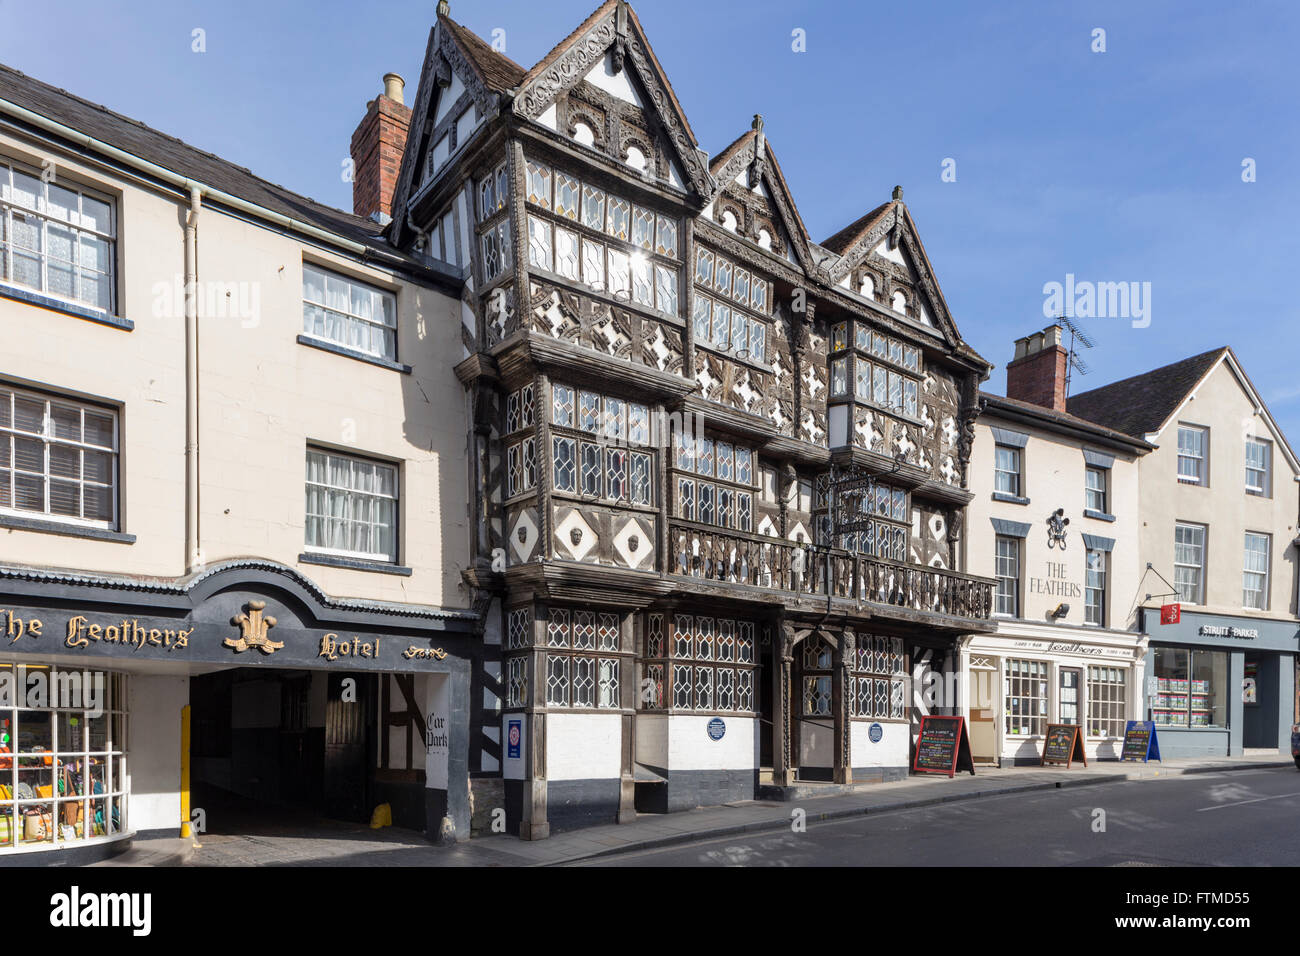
[
  {"xmin": 850, "ymin": 720, "xmax": 909, "ymax": 767},
  {"xmin": 635, "ymin": 713, "xmax": 668, "ymax": 767},
  {"xmin": 666, "ymin": 715, "xmax": 758, "ymax": 771},
  {"xmin": 584, "ymin": 53, "xmax": 644, "ymax": 106},
  {"xmin": 128, "ymin": 674, "xmax": 187, "ymax": 834},
  {"xmin": 433, "ymin": 71, "xmax": 466, "ymax": 125},
  {"xmin": 545, "ymin": 712, "xmax": 622, "ymax": 780}
]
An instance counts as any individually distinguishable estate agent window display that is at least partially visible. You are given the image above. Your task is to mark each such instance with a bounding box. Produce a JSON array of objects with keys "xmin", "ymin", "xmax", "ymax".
[{"xmin": 1151, "ymin": 646, "xmax": 1228, "ymax": 729}]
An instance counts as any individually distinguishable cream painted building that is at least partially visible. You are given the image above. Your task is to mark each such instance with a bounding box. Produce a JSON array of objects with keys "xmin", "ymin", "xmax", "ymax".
[
  {"xmin": 1069, "ymin": 347, "xmax": 1300, "ymax": 757},
  {"xmin": 965, "ymin": 328, "xmax": 1154, "ymax": 764},
  {"xmin": 0, "ymin": 64, "xmax": 484, "ymax": 861}
]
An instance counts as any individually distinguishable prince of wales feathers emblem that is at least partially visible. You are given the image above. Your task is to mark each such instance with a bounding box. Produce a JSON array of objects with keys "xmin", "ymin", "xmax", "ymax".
[{"xmin": 227, "ymin": 600, "xmax": 284, "ymax": 654}]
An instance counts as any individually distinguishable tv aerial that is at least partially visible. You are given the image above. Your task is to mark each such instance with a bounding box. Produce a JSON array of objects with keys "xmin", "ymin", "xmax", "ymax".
[{"xmin": 1056, "ymin": 315, "xmax": 1094, "ymax": 399}]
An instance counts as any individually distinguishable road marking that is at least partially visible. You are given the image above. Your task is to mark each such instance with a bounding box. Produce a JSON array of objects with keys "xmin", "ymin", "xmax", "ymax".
[{"xmin": 1197, "ymin": 791, "xmax": 1300, "ymax": 812}]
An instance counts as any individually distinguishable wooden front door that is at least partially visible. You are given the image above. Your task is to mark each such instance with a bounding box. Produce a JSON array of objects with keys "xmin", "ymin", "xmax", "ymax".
[{"xmin": 323, "ymin": 673, "xmax": 373, "ymax": 822}]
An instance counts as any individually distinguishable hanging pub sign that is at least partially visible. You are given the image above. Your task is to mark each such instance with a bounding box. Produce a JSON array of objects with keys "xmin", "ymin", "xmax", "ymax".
[
  {"xmin": 1120, "ymin": 720, "xmax": 1161, "ymax": 762},
  {"xmin": 912, "ymin": 715, "xmax": 975, "ymax": 778},
  {"xmin": 1040, "ymin": 723, "xmax": 1087, "ymax": 767},
  {"xmin": 1160, "ymin": 604, "xmax": 1181, "ymax": 625}
]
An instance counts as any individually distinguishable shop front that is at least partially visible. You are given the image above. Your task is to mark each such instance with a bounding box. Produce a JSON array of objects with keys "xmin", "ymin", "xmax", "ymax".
[
  {"xmin": 963, "ymin": 624, "xmax": 1147, "ymax": 766},
  {"xmin": 0, "ymin": 561, "xmax": 478, "ymax": 863},
  {"xmin": 1140, "ymin": 607, "xmax": 1298, "ymax": 757}
]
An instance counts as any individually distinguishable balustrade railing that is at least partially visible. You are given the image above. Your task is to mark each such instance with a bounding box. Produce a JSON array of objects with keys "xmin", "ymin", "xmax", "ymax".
[{"xmin": 668, "ymin": 520, "xmax": 994, "ymax": 620}]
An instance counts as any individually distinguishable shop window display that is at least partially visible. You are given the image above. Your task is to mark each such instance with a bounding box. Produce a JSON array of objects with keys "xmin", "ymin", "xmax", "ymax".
[
  {"xmin": 1151, "ymin": 647, "xmax": 1227, "ymax": 728},
  {"xmin": 0, "ymin": 666, "xmax": 127, "ymax": 850}
]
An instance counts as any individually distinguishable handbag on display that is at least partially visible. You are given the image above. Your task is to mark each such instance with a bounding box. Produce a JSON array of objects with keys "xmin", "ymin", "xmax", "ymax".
[{"xmin": 23, "ymin": 809, "xmax": 52, "ymax": 842}]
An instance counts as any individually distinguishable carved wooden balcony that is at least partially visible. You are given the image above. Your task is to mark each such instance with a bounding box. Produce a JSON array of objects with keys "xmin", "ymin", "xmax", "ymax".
[{"xmin": 668, "ymin": 520, "xmax": 994, "ymax": 621}]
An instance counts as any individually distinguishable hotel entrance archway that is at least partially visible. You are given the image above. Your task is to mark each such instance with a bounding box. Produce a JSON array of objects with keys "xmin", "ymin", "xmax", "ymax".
[{"xmin": 190, "ymin": 667, "xmax": 381, "ymax": 830}]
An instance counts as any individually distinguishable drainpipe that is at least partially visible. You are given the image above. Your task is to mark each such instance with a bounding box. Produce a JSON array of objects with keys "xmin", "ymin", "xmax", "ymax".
[{"xmin": 185, "ymin": 186, "xmax": 202, "ymax": 572}]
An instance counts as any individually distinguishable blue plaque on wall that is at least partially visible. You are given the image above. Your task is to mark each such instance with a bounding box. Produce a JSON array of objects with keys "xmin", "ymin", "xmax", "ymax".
[
  {"xmin": 707, "ymin": 717, "xmax": 726, "ymax": 741},
  {"xmin": 869, "ymin": 722, "xmax": 883, "ymax": 743}
]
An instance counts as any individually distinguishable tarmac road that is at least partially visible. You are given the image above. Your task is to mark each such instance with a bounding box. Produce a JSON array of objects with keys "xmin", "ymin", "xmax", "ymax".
[{"xmin": 576, "ymin": 766, "xmax": 1300, "ymax": 866}]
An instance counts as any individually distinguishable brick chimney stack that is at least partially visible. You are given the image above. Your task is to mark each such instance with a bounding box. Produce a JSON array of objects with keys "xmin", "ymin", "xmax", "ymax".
[
  {"xmin": 350, "ymin": 73, "xmax": 412, "ymax": 225},
  {"xmin": 1006, "ymin": 325, "xmax": 1069, "ymax": 412}
]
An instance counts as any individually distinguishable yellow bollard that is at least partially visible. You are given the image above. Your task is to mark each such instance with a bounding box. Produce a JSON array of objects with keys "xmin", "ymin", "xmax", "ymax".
[{"xmin": 180, "ymin": 705, "xmax": 191, "ymax": 839}]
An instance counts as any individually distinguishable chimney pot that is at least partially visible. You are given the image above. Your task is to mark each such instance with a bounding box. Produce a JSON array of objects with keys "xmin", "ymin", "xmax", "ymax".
[{"xmin": 383, "ymin": 73, "xmax": 405, "ymax": 106}]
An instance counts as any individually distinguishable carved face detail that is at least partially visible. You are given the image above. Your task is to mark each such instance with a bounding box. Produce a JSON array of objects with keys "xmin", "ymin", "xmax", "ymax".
[
  {"xmin": 517, "ymin": 527, "xmax": 528, "ymax": 544},
  {"xmin": 628, "ymin": 535, "xmax": 639, "ymax": 553},
  {"xmin": 570, "ymin": 527, "xmax": 583, "ymax": 546}
]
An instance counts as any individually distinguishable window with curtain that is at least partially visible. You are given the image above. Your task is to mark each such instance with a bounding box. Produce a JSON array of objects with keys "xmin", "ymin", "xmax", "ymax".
[
  {"xmin": 994, "ymin": 445, "xmax": 1021, "ymax": 496},
  {"xmin": 302, "ymin": 264, "xmax": 397, "ymax": 361},
  {"xmin": 1085, "ymin": 549, "xmax": 1106, "ymax": 625},
  {"xmin": 1085, "ymin": 466, "xmax": 1107, "ymax": 513},
  {"xmin": 994, "ymin": 536, "xmax": 1020, "ymax": 616},
  {"xmin": 1174, "ymin": 522, "xmax": 1205, "ymax": 604},
  {"xmin": 1245, "ymin": 438, "xmax": 1270, "ymax": 496},
  {"xmin": 304, "ymin": 448, "xmax": 398, "ymax": 562},
  {"xmin": 1243, "ymin": 532, "xmax": 1270, "ymax": 610},
  {"xmin": 1177, "ymin": 426, "xmax": 1207, "ymax": 485},
  {"xmin": 0, "ymin": 158, "xmax": 115, "ymax": 313}
]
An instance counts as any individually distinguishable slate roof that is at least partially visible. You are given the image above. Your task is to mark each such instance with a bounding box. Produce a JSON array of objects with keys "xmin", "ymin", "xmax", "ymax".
[
  {"xmin": 443, "ymin": 16, "xmax": 527, "ymax": 93},
  {"xmin": 0, "ymin": 63, "xmax": 426, "ymax": 264},
  {"xmin": 1066, "ymin": 347, "xmax": 1228, "ymax": 438},
  {"xmin": 981, "ymin": 392, "xmax": 1155, "ymax": 452}
]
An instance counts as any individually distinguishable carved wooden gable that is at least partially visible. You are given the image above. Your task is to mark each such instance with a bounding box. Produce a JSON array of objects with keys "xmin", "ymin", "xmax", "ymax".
[
  {"xmin": 512, "ymin": 0, "xmax": 710, "ymax": 199},
  {"xmin": 392, "ymin": 20, "xmax": 519, "ymax": 227},
  {"xmin": 705, "ymin": 124, "xmax": 814, "ymax": 274},
  {"xmin": 826, "ymin": 199, "xmax": 964, "ymax": 349}
]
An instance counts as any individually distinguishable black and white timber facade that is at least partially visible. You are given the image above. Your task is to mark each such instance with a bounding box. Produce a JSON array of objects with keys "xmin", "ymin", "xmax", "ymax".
[{"xmin": 397, "ymin": 0, "xmax": 998, "ymax": 838}]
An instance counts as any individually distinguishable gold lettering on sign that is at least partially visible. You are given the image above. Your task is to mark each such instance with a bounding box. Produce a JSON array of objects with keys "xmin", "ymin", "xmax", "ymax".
[
  {"xmin": 402, "ymin": 646, "xmax": 448, "ymax": 660},
  {"xmin": 318, "ymin": 633, "xmax": 381, "ymax": 661},
  {"xmin": 64, "ymin": 616, "xmax": 191, "ymax": 651},
  {"xmin": 226, "ymin": 601, "xmax": 283, "ymax": 655}
]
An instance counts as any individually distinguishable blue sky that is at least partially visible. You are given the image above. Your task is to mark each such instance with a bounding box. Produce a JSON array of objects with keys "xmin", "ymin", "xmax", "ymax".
[{"xmin": 6, "ymin": 1, "xmax": 1298, "ymax": 441}]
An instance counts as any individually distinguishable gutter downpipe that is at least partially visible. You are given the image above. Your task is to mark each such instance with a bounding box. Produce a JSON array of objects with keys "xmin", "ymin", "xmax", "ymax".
[{"xmin": 185, "ymin": 186, "xmax": 201, "ymax": 572}]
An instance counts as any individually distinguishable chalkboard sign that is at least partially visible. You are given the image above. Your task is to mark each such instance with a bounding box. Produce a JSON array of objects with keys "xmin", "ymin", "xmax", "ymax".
[
  {"xmin": 1040, "ymin": 723, "xmax": 1086, "ymax": 768},
  {"xmin": 1120, "ymin": 720, "xmax": 1160, "ymax": 762},
  {"xmin": 912, "ymin": 715, "xmax": 975, "ymax": 778}
]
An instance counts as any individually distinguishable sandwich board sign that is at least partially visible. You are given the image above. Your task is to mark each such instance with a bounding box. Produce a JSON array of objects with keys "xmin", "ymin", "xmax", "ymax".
[
  {"xmin": 1041, "ymin": 723, "xmax": 1087, "ymax": 768},
  {"xmin": 1120, "ymin": 720, "xmax": 1161, "ymax": 762},
  {"xmin": 912, "ymin": 715, "xmax": 975, "ymax": 778}
]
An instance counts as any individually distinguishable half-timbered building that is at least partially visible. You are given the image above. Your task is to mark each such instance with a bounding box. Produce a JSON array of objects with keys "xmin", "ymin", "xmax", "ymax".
[{"xmin": 395, "ymin": 0, "xmax": 997, "ymax": 838}]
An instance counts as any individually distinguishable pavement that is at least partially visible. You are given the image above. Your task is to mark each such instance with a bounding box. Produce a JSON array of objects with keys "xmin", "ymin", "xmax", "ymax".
[{"xmin": 103, "ymin": 754, "xmax": 1295, "ymax": 867}]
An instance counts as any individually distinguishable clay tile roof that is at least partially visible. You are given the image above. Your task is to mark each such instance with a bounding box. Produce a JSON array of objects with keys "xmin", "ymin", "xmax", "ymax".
[
  {"xmin": 0, "ymin": 64, "xmax": 418, "ymax": 260},
  {"xmin": 518, "ymin": 1, "xmax": 701, "ymax": 148},
  {"xmin": 708, "ymin": 129, "xmax": 810, "ymax": 242},
  {"xmin": 1065, "ymin": 347, "xmax": 1229, "ymax": 438},
  {"xmin": 708, "ymin": 129, "xmax": 754, "ymax": 175},
  {"xmin": 442, "ymin": 16, "xmax": 527, "ymax": 93},
  {"xmin": 820, "ymin": 202, "xmax": 894, "ymax": 255},
  {"xmin": 521, "ymin": 0, "xmax": 618, "ymax": 88}
]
